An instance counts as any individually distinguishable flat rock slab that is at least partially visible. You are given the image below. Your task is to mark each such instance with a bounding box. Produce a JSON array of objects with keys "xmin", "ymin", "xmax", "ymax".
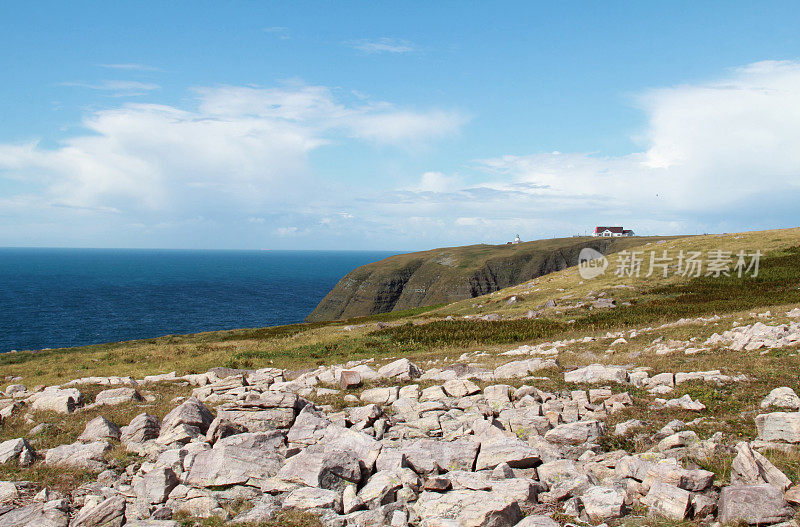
[
  {"xmin": 718, "ymin": 484, "xmax": 794, "ymax": 525},
  {"xmin": 185, "ymin": 445, "xmax": 283, "ymax": 487}
]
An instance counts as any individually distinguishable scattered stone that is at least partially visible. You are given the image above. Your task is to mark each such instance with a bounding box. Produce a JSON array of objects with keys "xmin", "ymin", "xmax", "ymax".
[
  {"xmin": 761, "ymin": 387, "xmax": 800, "ymax": 410},
  {"xmin": 79, "ymin": 416, "xmax": 121, "ymax": 442},
  {"xmin": 94, "ymin": 387, "xmax": 143, "ymax": 406},
  {"xmin": 339, "ymin": 370, "xmax": 362, "ymax": 389},
  {"xmin": 717, "ymin": 484, "xmax": 793, "ymax": 525},
  {"xmin": 643, "ymin": 480, "xmax": 690, "ymax": 520},
  {"xmin": 580, "ymin": 485, "xmax": 625, "ymax": 521}
]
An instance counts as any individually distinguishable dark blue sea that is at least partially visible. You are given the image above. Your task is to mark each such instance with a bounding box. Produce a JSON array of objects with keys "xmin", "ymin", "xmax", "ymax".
[{"xmin": 0, "ymin": 248, "xmax": 395, "ymax": 353}]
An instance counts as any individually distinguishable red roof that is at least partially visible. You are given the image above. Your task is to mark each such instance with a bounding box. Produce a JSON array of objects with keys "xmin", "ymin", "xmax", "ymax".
[{"xmin": 594, "ymin": 226, "xmax": 624, "ymax": 234}]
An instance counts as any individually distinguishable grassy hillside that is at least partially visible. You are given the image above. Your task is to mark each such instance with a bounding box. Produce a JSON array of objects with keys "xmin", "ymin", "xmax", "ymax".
[
  {"xmin": 2, "ymin": 227, "xmax": 797, "ymax": 388},
  {"xmin": 306, "ymin": 235, "xmax": 679, "ymax": 322},
  {"xmin": 2, "ymin": 226, "xmax": 800, "ymax": 527}
]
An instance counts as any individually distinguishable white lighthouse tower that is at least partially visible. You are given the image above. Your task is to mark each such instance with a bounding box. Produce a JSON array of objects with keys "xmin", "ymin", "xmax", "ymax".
[{"xmin": 513, "ymin": 234, "xmax": 521, "ymax": 244}]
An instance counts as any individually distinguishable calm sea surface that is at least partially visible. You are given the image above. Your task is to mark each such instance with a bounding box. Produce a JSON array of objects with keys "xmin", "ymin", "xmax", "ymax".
[{"xmin": 0, "ymin": 248, "xmax": 395, "ymax": 352}]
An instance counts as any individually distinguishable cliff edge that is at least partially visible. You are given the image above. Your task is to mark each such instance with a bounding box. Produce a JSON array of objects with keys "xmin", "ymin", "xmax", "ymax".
[{"xmin": 306, "ymin": 235, "xmax": 663, "ymax": 321}]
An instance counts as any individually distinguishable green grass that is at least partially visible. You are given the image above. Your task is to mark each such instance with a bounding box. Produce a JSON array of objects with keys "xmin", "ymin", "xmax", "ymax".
[{"xmin": 375, "ymin": 247, "xmax": 800, "ymax": 348}]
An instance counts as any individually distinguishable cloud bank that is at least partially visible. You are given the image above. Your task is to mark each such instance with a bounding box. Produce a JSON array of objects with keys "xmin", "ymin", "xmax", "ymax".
[{"xmin": 1, "ymin": 61, "xmax": 800, "ymax": 248}]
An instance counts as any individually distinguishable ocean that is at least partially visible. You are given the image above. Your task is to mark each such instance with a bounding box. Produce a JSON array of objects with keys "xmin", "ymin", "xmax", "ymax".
[{"xmin": 0, "ymin": 248, "xmax": 395, "ymax": 353}]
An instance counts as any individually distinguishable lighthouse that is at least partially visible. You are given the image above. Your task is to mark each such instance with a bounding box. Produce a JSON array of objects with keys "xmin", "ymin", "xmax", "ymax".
[{"xmin": 513, "ymin": 234, "xmax": 521, "ymax": 244}]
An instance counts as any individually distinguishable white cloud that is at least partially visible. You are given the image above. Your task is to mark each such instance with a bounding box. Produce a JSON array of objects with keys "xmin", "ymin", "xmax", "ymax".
[
  {"xmin": 100, "ymin": 63, "xmax": 161, "ymax": 72},
  {"xmin": 347, "ymin": 38, "xmax": 416, "ymax": 54},
  {"xmin": 263, "ymin": 26, "xmax": 290, "ymax": 40},
  {"xmin": 60, "ymin": 80, "xmax": 160, "ymax": 97},
  {"xmin": 0, "ymin": 83, "xmax": 467, "ymax": 222}
]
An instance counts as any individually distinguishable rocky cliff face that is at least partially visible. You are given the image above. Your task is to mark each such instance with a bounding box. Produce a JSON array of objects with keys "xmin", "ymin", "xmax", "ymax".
[{"xmin": 306, "ymin": 236, "xmax": 649, "ymax": 322}]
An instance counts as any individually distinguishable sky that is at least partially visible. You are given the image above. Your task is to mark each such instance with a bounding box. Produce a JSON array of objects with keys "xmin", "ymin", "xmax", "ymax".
[{"xmin": 2, "ymin": 2, "xmax": 800, "ymax": 250}]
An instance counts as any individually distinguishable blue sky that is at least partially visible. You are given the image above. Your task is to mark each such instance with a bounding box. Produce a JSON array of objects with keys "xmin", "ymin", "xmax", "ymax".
[{"xmin": 2, "ymin": 2, "xmax": 800, "ymax": 250}]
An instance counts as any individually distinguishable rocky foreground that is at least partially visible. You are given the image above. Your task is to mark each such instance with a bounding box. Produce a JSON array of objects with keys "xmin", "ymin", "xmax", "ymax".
[{"xmin": 2, "ymin": 315, "xmax": 800, "ymax": 526}]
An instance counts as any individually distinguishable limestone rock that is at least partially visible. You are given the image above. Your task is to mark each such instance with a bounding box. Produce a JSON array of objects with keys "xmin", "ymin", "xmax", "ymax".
[
  {"xmin": 0, "ymin": 438, "xmax": 34, "ymax": 466},
  {"xmin": 30, "ymin": 388, "xmax": 83, "ymax": 414},
  {"xmin": 72, "ymin": 496, "xmax": 125, "ymax": 527},
  {"xmin": 45, "ymin": 441, "xmax": 110, "ymax": 471},
  {"xmin": 159, "ymin": 398, "xmax": 214, "ymax": 439},
  {"xmin": 283, "ymin": 487, "xmax": 342, "ymax": 514},
  {"xmin": 79, "ymin": 416, "xmax": 121, "ymax": 442},
  {"xmin": 475, "ymin": 438, "xmax": 541, "ymax": 471},
  {"xmin": 401, "ymin": 439, "xmax": 479, "ymax": 475},
  {"xmin": 544, "ymin": 420, "xmax": 604, "ymax": 445},
  {"xmin": 731, "ymin": 441, "xmax": 792, "ymax": 490},
  {"xmin": 276, "ymin": 448, "xmax": 362, "ymax": 492},
  {"xmin": 94, "ymin": 387, "xmax": 143, "ymax": 406},
  {"xmin": 717, "ymin": 484, "xmax": 793, "ymax": 525},
  {"xmin": 378, "ymin": 359, "xmax": 422, "ymax": 380},
  {"xmin": 643, "ymin": 480, "xmax": 690, "ymax": 520},
  {"xmin": 756, "ymin": 412, "xmax": 800, "ymax": 443},
  {"xmin": 413, "ymin": 490, "xmax": 523, "ymax": 527},
  {"xmin": 580, "ymin": 485, "xmax": 625, "ymax": 521},
  {"xmin": 134, "ymin": 466, "xmax": 179, "ymax": 505},
  {"xmin": 121, "ymin": 413, "xmax": 161, "ymax": 445},
  {"xmin": 564, "ymin": 364, "xmax": 627, "ymax": 384}
]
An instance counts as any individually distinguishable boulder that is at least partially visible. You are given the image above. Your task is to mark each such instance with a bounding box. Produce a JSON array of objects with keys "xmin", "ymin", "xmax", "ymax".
[
  {"xmin": 360, "ymin": 387, "xmax": 400, "ymax": 405},
  {"xmin": 761, "ymin": 387, "xmax": 800, "ymax": 410},
  {"xmin": 357, "ymin": 470, "xmax": 404, "ymax": 508},
  {"xmin": 45, "ymin": 441, "xmax": 110, "ymax": 471},
  {"xmin": 643, "ymin": 481, "xmax": 690, "ymax": 520},
  {"xmin": 276, "ymin": 447, "xmax": 362, "ymax": 491},
  {"xmin": 514, "ymin": 515, "xmax": 560, "ymax": 527},
  {"xmin": 72, "ymin": 496, "xmax": 126, "ymax": 527},
  {"xmin": 282, "ymin": 487, "xmax": 342, "ymax": 514},
  {"xmin": 339, "ymin": 370, "xmax": 362, "ymax": 389},
  {"xmin": 377, "ymin": 359, "xmax": 422, "ymax": 380},
  {"xmin": 286, "ymin": 405, "xmax": 330, "ymax": 447},
  {"xmin": 755, "ymin": 412, "xmax": 800, "ymax": 443},
  {"xmin": 216, "ymin": 405, "xmax": 295, "ymax": 432},
  {"xmin": 79, "ymin": 416, "xmax": 121, "ymax": 442},
  {"xmin": 0, "ymin": 438, "xmax": 34, "ymax": 466},
  {"xmin": 120, "ymin": 413, "xmax": 161, "ymax": 445},
  {"xmin": 230, "ymin": 495, "xmax": 278, "ymax": 523},
  {"xmin": 401, "ymin": 439, "xmax": 479, "ymax": 475},
  {"xmin": 94, "ymin": 387, "xmax": 143, "ymax": 406},
  {"xmin": 413, "ymin": 490, "xmax": 523, "ymax": 527},
  {"xmin": 580, "ymin": 485, "xmax": 625, "ymax": 521},
  {"xmin": 493, "ymin": 359, "xmax": 557, "ymax": 379},
  {"xmin": 134, "ymin": 466, "xmax": 179, "ymax": 505},
  {"xmin": 442, "ymin": 379, "xmax": 481, "ymax": 398},
  {"xmin": 564, "ymin": 364, "xmax": 627, "ymax": 384},
  {"xmin": 30, "ymin": 388, "xmax": 83, "ymax": 414},
  {"xmin": 159, "ymin": 398, "xmax": 214, "ymax": 439},
  {"xmin": 718, "ymin": 484, "xmax": 793, "ymax": 525},
  {"xmin": 0, "ymin": 482, "xmax": 18, "ymax": 503},
  {"xmin": 731, "ymin": 441, "xmax": 792, "ymax": 490},
  {"xmin": 0, "ymin": 500, "xmax": 70, "ymax": 527},
  {"xmin": 186, "ymin": 445, "xmax": 283, "ymax": 487},
  {"xmin": 544, "ymin": 420, "xmax": 604, "ymax": 445},
  {"xmin": 475, "ymin": 438, "xmax": 541, "ymax": 471}
]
